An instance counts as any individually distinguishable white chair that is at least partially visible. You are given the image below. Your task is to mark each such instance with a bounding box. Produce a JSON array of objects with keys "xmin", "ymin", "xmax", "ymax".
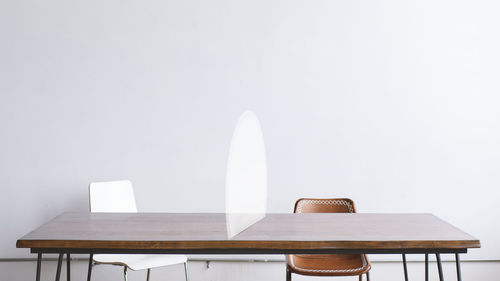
[{"xmin": 88, "ymin": 180, "xmax": 189, "ymax": 281}]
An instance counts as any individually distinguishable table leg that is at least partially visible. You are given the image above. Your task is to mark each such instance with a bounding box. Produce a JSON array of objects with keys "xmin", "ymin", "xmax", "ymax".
[
  {"xmin": 402, "ymin": 254, "xmax": 409, "ymax": 281},
  {"xmin": 436, "ymin": 254, "xmax": 444, "ymax": 281},
  {"xmin": 36, "ymin": 253, "xmax": 42, "ymax": 281},
  {"xmin": 66, "ymin": 253, "xmax": 70, "ymax": 281},
  {"xmin": 455, "ymin": 254, "xmax": 462, "ymax": 281},
  {"xmin": 87, "ymin": 254, "xmax": 93, "ymax": 281},
  {"xmin": 55, "ymin": 254, "xmax": 63, "ymax": 281},
  {"xmin": 425, "ymin": 254, "xmax": 429, "ymax": 281}
]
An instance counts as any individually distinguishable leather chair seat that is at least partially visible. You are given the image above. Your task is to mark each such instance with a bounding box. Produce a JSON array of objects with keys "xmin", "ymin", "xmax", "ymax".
[{"xmin": 287, "ymin": 254, "xmax": 371, "ymax": 276}]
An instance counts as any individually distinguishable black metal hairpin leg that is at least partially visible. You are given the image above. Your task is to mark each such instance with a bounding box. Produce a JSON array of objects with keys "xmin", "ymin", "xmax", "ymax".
[
  {"xmin": 36, "ymin": 253, "xmax": 42, "ymax": 281},
  {"xmin": 87, "ymin": 254, "xmax": 94, "ymax": 281},
  {"xmin": 402, "ymin": 253, "xmax": 409, "ymax": 281},
  {"xmin": 455, "ymin": 253, "xmax": 462, "ymax": 281},
  {"xmin": 55, "ymin": 253, "xmax": 63, "ymax": 281},
  {"xmin": 425, "ymin": 253, "xmax": 429, "ymax": 281},
  {"xmin": 436, "ymin": 254, "xmax": 444, "ymax": 281},
  {"xmin": 66, "ymin": 253, "xmax": 71, "ymax": 281}
]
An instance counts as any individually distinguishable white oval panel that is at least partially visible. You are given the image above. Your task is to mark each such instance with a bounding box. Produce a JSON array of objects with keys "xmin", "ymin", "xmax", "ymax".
[{"xmin": 225, "ymin": 111, "xmax": 267, "ymax": 238}]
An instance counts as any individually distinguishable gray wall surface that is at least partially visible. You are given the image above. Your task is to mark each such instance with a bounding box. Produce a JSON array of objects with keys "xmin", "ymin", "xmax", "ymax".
[{"xmin": 1, "ymin": 0, "xmax": 498, "ymax": 265}]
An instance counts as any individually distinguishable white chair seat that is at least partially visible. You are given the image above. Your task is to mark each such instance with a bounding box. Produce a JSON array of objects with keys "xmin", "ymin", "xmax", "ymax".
[{"xmin": 94, "ymin": 254, "xmax": 188, "ymax": 271}]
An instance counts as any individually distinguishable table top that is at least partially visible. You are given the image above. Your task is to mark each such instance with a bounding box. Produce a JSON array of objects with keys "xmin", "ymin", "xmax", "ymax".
[{"xmin": 17, "ymin": 212, "xmax": 480, "ymax": 254}]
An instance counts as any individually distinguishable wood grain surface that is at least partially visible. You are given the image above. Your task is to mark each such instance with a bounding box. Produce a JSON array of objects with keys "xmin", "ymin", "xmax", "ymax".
[{"xmin": 16, "ymin": 213, "xmax": 480, "ymax": 254}]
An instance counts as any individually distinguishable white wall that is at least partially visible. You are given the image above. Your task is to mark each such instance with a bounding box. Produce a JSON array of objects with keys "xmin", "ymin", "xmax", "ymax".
[{"xmin": 1, "ymin": 0, "xmax": 499, "ymax": 272}]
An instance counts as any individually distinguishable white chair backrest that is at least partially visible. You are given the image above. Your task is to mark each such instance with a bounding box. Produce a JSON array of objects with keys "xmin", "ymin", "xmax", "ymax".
[{"xmin": 89, "ymin": 180, "xmax": 138, "ymax": 213}]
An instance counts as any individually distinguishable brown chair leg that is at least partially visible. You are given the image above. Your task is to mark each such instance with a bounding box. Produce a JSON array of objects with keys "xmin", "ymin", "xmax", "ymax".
[
  {"xmin": 366, "ymin": 272, "xmax": 370, "ymax": 281},
  {"xmin": 286, "ymin": 266, "xmax": 292, "ymax": 281},
  {"xmin": 359, "ymin": 275, "xmax": 363, "ymax": 281}
]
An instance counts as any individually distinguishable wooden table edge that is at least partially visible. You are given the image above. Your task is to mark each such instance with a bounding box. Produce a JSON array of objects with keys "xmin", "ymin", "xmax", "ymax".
[{"xmin": 17, "ymin": 239, "xmax": 481, "ymax": 251}]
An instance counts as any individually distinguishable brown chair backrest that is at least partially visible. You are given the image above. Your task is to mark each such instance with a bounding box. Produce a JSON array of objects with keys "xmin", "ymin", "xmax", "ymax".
[{"xmin": 294, "ymin": 198, "xmax": 356, "ymax": 214}]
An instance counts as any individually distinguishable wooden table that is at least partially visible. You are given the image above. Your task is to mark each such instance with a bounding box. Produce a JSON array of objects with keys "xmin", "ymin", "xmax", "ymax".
[{"xmin": 17, "ymin": 213, "xmax": 480, "ymax": 281}]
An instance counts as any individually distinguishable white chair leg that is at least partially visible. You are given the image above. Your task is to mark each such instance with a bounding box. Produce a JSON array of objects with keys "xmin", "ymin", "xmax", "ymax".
[
  {"xmin": 123, "ymin": 266, "xmax": 128, "ymax": 281},
  {"xmin": 184, "ymin": 262, "xmax": 189, "ymax": 281},
  {"xmin": 146, "ymin": 268, "xmax": 151, "ymax": 281}
]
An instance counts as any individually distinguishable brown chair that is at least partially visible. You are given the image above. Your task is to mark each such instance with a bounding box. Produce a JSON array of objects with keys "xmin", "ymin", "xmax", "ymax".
[{"xmin": 286, "ymin": 198, "xmax": 371, "ymax": 281}]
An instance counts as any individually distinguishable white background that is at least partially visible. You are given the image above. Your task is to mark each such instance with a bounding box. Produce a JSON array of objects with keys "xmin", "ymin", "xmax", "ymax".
[{"xmin": 1, "ymin": 0, "xmax": 499, "ymax": 261}]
